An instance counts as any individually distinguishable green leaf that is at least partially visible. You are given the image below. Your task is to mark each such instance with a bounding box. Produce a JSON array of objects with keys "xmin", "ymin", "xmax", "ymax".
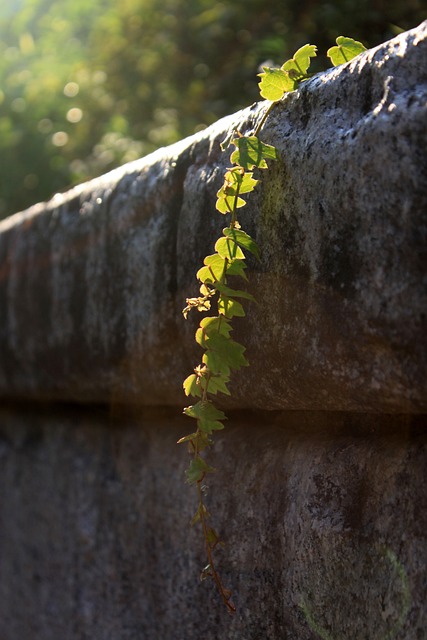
[
  {"xmin": 206, "ymin": 527, "xmax": 223, "ymax": 547},
  {"xmin": 183, "ymin": 373, "xmax": 202, "ymax": 397},
  {"xmin": 211, "ymin": 281, "xmax": 255, "ymax": 302},
  {"xmin": 178, "ymin": 430, "xmax": 212, "ymax": 449},
  {"xmin": 197, "ymin": 253, "xmax": 247, "ymax": 282},
  {"xmin": 223, "ymin": 228, "xmax": 260, "ymax": 260},
  {"xmin": 196, "ymin": 253, "xmax": 227, "ymax": 283},
  {"xmin": 184, "ymin": 401, "xmax": 227, "ymax": 422},
  {"xmin": 186, "ymin": 456, "xmax": 215, "ymax": 484},
  {"xmin": 258, "ymin": 67, "xmax": 295, "ymax": 101},
  {"xmin": 204, "ymin": 333, "xmax": 249, "ymax": 371},
  {"xmin": 218, "ymin": 296, "xmax": 245, "ymax": 318},
  {"xmin": 221, "ymin": 168, "xmax": 258, "ymax": 195},
  {"xmin": 191, "ymin": 503, "xmax": 209, "ymax": 525},
  {"xmin": 202, "ymin": 350, "xmax": 230, "ymax": 377},
  {"xmin": 327, "ymin": 37, "xmax": 367, "ymax": 66},
  {"xmin": 226, "ymin": 258, "xmax": 248, "ymax": 279},
  {"xmin": 216, "ymin": 185, "xmax": 246, "ymax": 214},
  {"xmin": 206, "ymin": 373, "xmax": 231, "ymax": 396},
  {"xmin": 195, "ymin": 327, "xmax": 208, "ymax": 347},
  {"xmin": 230, "ymin": 136, "xmax": 277, "ymax": 171},
  {"xmin": 198, "ymin": 417, "xmax": 225, "ymax": 433},
  {"xmin": 200, "ymin": 315, "xmax": 233, "ymax": 338},
  {"xmin": 177, "ymin": 432, "xmax": 198, "ymax": 444},
  {"xmin": 282, "ymin": 44, "xmax": 317, "ymax": 76},
  {"xmin": 197, "ymin": 251, "xmax": 248, "ymax": 283},
  {"xmin": 215, "ymin": 236, "xmax": 245, "ymax": 260}
]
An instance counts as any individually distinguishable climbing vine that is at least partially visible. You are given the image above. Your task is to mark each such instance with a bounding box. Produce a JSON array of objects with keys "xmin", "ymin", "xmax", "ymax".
[{"xmin": 179, "ymin": 36, "xmax": 366, "ymax": 612}]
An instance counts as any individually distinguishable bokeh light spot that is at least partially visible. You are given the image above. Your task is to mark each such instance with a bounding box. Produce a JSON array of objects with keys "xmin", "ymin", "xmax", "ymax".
[
  {"xmin": 52, "ymin": 131, "xmax": 69, "ymax": 147},
  {"xmin": 63, "ymin": 82, "xmax": 79, "ymax": 97},
  {"xmin": 66, "ymin": 107, "xmax": 83, "ymax": 123}
]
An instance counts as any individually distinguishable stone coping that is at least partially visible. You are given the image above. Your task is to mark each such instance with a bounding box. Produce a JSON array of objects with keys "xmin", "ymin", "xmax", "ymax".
[{"xmin": 0, "ymin": 22, "xmax": 426, "ymax": 412}]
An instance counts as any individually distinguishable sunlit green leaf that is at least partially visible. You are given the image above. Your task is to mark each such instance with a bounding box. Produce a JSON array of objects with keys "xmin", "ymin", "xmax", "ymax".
[
  {"xmin": 206, "ymin": 373, "xmax": 231, "ymax": 396},
  {"xmin": 197, "ymin": 253, "xmax": 246, "ymax": 282},
  {"xmin": 204, "ymin": 333, "xmax": 249, "ymax": 371},
  {"xmin": 226, "ymin": 258, "xmax": 248, "ymax": 279},
  {"xmin": 183, "ymin": 373, "xmax": 202, "ymax": 397},
  {"xmin": 223, "ymin": 228, "xmax": 260, "ymax": 260},
  {"xmin": 200, "ymin": 315, "xmax": 233, "ymax": 338},
  {"xmin": 221, "ymin": 167, "xmax": 258, "ymax": 195},
  {"xmin": 196, "ymin": 253, "xmax": 227, "ymax": 283},
  {"xmin": 212, "ymin": 281, "xmax": 255, "ymax": 302},
  {"xmin": 218, "ymin": 296, "xmax": 245, "ymax": 318},
  {"xmin": 216, "ymin": 184, "xmax": 246, "ymax": 214},
  {"xmin": 230, "ymin": 136, "xmax": 277, "ymax": 171},
  {"xmin": 327, "ymin": 37, "xmax": 367, "ymax": 66},
  {"xmin": 195, "ymin": 327, "xmax": 209, "ymax": 347},
  {"xmin": 203, "ymin": 350, "xmax": 230, "ymax": 376},
  {"xmin": 215, "ymin": 236, "xmax": 245, "ymax": 260},
  {"xmin": 282, "ymin": 44, "xmax": 317, "ymax": 76},
  {"xmin": 258, "ymin": 67, "xmax": 295, "ymax": 101}
]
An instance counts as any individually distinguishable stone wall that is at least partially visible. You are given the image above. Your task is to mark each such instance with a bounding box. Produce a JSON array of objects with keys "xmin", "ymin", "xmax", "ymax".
[{"xmin": 0, "ymin": 23, "xmax": 426, "ymax": 640}]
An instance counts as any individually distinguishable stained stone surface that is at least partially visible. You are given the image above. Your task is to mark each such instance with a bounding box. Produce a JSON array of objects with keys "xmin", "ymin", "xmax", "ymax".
[
  {"xmin": 0, "ymin": 23, "xmax": 426, "ymax": 412},
  {"xmin": 0, "ymin": 405, "xmax": 425, "ymax": 640}
]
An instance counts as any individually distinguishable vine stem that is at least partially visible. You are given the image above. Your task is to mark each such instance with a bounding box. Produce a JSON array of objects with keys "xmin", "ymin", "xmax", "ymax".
[
  {"xmin": 253, "ymin": 100, "xmax": 277, "ymax": 137},
  {"xmin": 196, "ymin": 479, "xmax": 236, "ymax": 613}
]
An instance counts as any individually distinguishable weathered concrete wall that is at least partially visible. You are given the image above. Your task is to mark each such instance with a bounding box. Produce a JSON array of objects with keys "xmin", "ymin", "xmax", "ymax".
[
  {"xmin": 0, "ymin": 23, "xmax": 426, "ymax": 412},
  {"xmin": 0, "ymin": 405, "xmax": 425, "ymax": 640},
  {"xmin": 0, "ymin": 22, "xmax": 426, "ymax": 640}
]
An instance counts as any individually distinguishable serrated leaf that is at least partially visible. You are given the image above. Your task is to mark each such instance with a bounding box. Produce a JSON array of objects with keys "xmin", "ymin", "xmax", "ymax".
[
  {"xmin": 282, "ymin": 44, "xmax": 317, "ymax": 76},
  {"xmin": 258, "ymin": 67, "xmax": 295, "ymax": 100},
  {"xmin": 202, "ymin": 350, "xmax": 231, "ymax": 377},
  {"xmin": 198, "ymin": 417, "xmax": 225, "ymax": 433},
  {"xmin": 203, "ymin": 332, "xmax": 249, "ymax": 371},
  {"xmin": 206, "ymin": 373, "xmax": 231, "ymax": 396},
  {"xmin": 230, "ymin": 136, "xmax": 277, "ymax": 171},
  {"xmin": 216, "ymin": 185, "xmax": 246, "ymax": 214},
  {"xmin": 327, "ymin": 36, "xmax": 367, "ymax": 66},
  {"xmin": 206, "ymin": 527, "xmax": 222, "ymax": 547},
  {"xmin": 184, "ymin": 401, "xmax": 227, "ymax": 422},
  {"xmin": 191, "ymin": 503, "xmax": 209, "ymax": 526},
  {"xmin": 218, "ymin": 296, "xmax": 245, "ymax": 318},
  {"xmin": 177, "ymin": 432, "xmax": 198, "ymax": 444},
  {"xmin": 223, "ymin": 228, "xmax": 260, "ymax": 260},
  {"xmin": 200, "ymin": 315, "xmax": 233, "ymax": 338},
  {"xmin": 222, "ymin": 168, "xmax": 258, "ymax": 195},
  {"xmin": 196, "ymin": 253, "xmax": 227, "ymax": 283},
  {"xmin": 212, "ymin": 281, "xmax": 256, "ymax": 302},
  {"xmin": 183, "ymin": 373, "xmax": 202, "ymax": 397},
  {"xmin": 226, "ymin": 258, "xmax": 248, "ymax": 279},
  {"xmin": 186, "ymin": 456, "xmax": 215, "ymax": 484},
  {"xmin": 215, "ymin": 236, "xmax": 245, "ymax": 260},
  {"xmin": 199, "ymin": 258, "xmax": 247, "ymax": 281}
]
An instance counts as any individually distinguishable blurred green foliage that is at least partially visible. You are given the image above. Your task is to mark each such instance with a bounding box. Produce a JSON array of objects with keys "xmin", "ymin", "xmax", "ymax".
[{"xmin": 0, "ymin": 0, "xmax": 425, "ymax": 217}]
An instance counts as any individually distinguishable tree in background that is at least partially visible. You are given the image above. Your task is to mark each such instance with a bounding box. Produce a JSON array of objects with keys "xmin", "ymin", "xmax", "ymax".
[{"xmin": 0, "ymin": 0, "xmax": 424, "ymax": 218}]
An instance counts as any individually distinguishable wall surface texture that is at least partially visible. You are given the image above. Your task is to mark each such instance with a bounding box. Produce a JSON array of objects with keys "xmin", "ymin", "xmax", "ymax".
[{"xmin": 0, "ymin": 23, "xmax": 426, "ymax": 640}]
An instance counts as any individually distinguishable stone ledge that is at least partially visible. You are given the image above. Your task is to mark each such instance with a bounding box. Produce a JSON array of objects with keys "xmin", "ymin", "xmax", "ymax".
[{"xmin": 0, "ymin": 22, "xmax": 426, "ymax": 412}]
